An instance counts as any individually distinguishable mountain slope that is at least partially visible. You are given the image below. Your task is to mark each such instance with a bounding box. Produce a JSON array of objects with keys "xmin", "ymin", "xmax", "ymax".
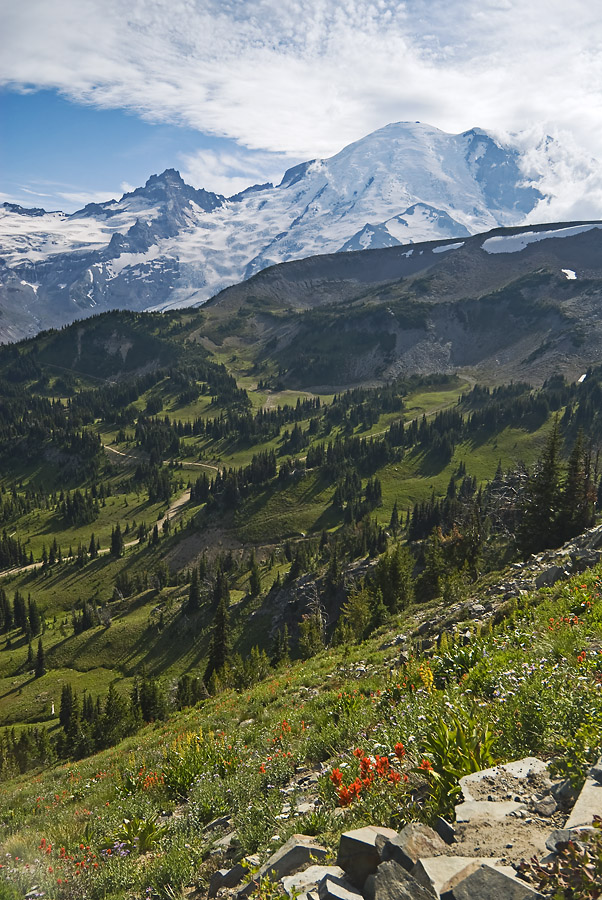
[
  {"xmin": 0, "ymin": 122, "xmax": 548, "ymax": 340},
  {"xmin": 203, "ymin": 220, "xmax": 602, "ymax": 388}
]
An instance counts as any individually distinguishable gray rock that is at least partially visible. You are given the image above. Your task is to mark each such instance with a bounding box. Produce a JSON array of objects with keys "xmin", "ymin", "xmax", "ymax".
[
  {"xmin": 440, "ymin": 864, "xmax": 544, "ymax": 899},
  {"xmin": 565, "ymin": 757, "xmax": 602, "ymax": 829},
  {"xmin": 459, "ymin": 758, "xmax": 547, "ymax": 802},
  {"xmin": 364, "ymin": 860, "xmax": 435, "ymax": 900},
  {"xmin": 433, "ymin": 816, "xmax": 456, "ymax": 845},
  {"xmin": 533, "ymin": 795, "xmax": 556, "ymax": 817},
  {"xmin": 412, "ymin": 857, "xmax": 502, "ymax": 896},
  {"xmin": 535, "ymin": 566, "xmax": 566, "ymax": 588},
  {"xmin": 204, "ymin": 814, "xmax": 232, "ymax": 832},
  {"xmin": 455, "ymin": 800, "xmax": 525, "ymax": 823},
  {"xmin": 337, "ymin": 826, "xmax": 397, "ymax": 888},
  {"xmin": 238, "ymin": 834, "xmax": 327, "ymax": 897},
  {"xmin": 317, "ymin": 875, "xmax": 364, "ymax": 900},
  {"xmin": 377, "ymin": 823, "xmax": 447, "ymax": 872},
  {"xmin": 282, "ymin": 866, "xmax": 345, "ymax": 897},
  {"xmin": 545, "ymin": 829, "xmax": 581, "ymax": 853},
  {"xmin": 209, "ymin": 864, "xmax": 247, "ymax": 897},
  {"xmin": 211, "ymin": 830, "xmax": 239, "ymax": 855},
  {"xmin": 550, "ymin": 778, "xmax": 579, "ymax": 808}
]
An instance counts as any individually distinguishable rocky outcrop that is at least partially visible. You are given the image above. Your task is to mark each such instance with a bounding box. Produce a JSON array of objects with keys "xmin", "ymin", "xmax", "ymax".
[{"xmin": 206, "ymin": 755, "xmax": 602, "ymax": 900}]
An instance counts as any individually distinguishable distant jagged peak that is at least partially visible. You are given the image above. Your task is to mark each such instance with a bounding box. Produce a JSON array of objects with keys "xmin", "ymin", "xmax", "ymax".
[{"xmin": 1, "ymin": 202, "xmax": 50, "ymax": 217}]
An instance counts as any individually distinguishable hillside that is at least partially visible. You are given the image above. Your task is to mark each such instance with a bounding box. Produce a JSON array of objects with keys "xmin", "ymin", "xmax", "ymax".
[{"xmin": 0, "ymin": 269, "xmax": 602, "ymax": 896}]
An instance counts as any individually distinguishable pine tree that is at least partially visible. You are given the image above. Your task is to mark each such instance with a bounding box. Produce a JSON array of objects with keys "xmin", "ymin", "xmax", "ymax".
[
  {"xmin": 558, "ymin": 430, "xmax": 595, "ymax": 542},
  {"xmin": 389, "ymin": 501, "xmax": 400, "ymax": 536},
  {"xmin": 110, "ymin": 524, "xmax": 124, "ymax": 558},
  {"xmin": 204, "ymin": 595, "xmax": 231, "ymax": 686},
  {"xmin": 186, "ymin": 568, "xmax": 201, "ymax": 613},
  {"xmin": 416, "ymin": 528, "xmax": 446, "ymax": 601},
  {"xmin": 28, "ymin": 597, "xmax": 41, "ymax": 636},
  {"xmin": 518, "ymin": 417, "xmax": 563, "ymax": 556},
  {"xmin": 26, "ymin": 641, "xmax": 34, "ymax": 670},
  {"xmin": 35, "ymin": 638, "xmax": 46, "ymax": 678}
]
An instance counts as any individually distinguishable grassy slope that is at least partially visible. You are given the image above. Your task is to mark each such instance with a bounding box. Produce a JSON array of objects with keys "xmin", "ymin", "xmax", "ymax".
[{"xmin": 0, "ymin": 560, "xmax": 601, "ymax": 898}]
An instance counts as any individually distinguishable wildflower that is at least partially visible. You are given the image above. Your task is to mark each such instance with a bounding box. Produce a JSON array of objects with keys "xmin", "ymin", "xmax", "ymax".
[
  {"xmin": 394, "ymin": 742, "xmax": 405, "ymax": 759},
  {"xmin": 330, "ymin": 768, "xmax": 343, "ymax": 786},
  {"xmin": 353, "ymin": 747, "xmax": 363, "ymax": 758},
  {"xmin": 418, "ymin": 759, "xmax": 434, "ymax": 773}
]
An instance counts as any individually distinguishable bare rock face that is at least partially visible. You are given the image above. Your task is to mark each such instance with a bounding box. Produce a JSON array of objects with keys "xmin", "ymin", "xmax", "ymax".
[
  {"xmin": 364, "ymin": 860, "xmax": 436, "ymax": 900},
  {"xmin": 336, "ymin": 826, "xmax": 397, "ymax": 888},
  {"xmin": 238, "ymin": 834, "xmax": 327, "ymax": 897},
  {"xmin": 376, "ymin": 823, "xmax": 447, "ymax": 872},
  {"xmin": 440, "ymin": 863, "xmax": 545, "ymax": 899}
]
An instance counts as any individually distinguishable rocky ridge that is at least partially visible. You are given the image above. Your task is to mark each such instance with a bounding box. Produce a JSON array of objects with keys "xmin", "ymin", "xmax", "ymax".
[{"xmin": 199, "ymin": 752, "xmax": 602, "ymax": 899}]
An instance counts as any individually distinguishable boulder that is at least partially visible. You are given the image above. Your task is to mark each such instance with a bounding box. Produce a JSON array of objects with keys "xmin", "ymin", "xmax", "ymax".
[
  {"xmin": 238, "ymin": 834, "xmax": 327, "ymax": 897},
  {"xmin": 211, "ymin": 830, "xmax": 239, "ymax": 855},
  {"xmin": 440, "ymin": 864, "xmax": 544, "ymax": 899},
  {"xmin": 535, "ymin": 566, "xmax": 566, "ymax": 588},
  {"xmin": 455, "ymin": 800, "xmax": 525, "ymax": 823},
  {"xmin": 208, "ymin": 864, "xmax": 248, "ymax": 897},
  {"xmin": 459, "ymin": 757, "xmax": 548, "ymax": 802},
  {"xmin": 550, "ymin": 777, "xmax": 579, "ymax": 808},
  {"xmin": 282, "ymin": 866, "xmax": 345, "ymax": 897},
  {"xmin": 376, "ymin": 823, "xmax": 447, "ymax": 872},
  {"xmin": 533, "ymin": 795, "xmax": 556, "ymax": 817},
  {"xmin": 411, "ymin": 857, "xmax": 501, "ymax": 896},
  {"xmin": 336, "ymin": 826, "xmax": 397, "ymax": 888},
  {"xmin": 433, "ymin": 816, "xmax": 456, "ymax": 845},
  {"xmin": 317, "ymin": 875, "xmax": 364, "ymax": 900},
  {"xmin": 565, "ymin": 756, "xmax": 602, "ymax": 830},
  {"xmin": 364, "ymin": 860, "xmax": 435, "ymax": 900},
  {"xmin": 545, "ymin": 829, "xmax": 582, "ymax": 854}
]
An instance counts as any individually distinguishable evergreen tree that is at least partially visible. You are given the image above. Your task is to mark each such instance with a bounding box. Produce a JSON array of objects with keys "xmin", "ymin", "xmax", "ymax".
[
  {"xmin": 389, "ymin": 501, "xmax": 400, "ymax": 536},
  {"xmin": 35, "ymin": 638, "xmax": 46, "ymax": 678},
  {"xmin": 59, "ymin": 684, "xmax": 75, "ymax": 731},
  {"xmin": 558, "ymin": 430, "xmax": 595, "ymax": 542},
  {"xmin": 337, "ymin": 589, "xmax": 372, "ymax": 643},
  {"xmin": 518, "ymin": 418, "xmax": 563, "ymax": 556},
  {"xmin": 26, "ymin": 641, "xmax": 34, "ymax": 670},
  {"xmin": 110, "ymin": 524, "xmax": 124, "ymax": 558},
  {"xmin": 186, "ymin": 568, "xmax": 201, "ymax": 614},
  {"xmin": 28, "ymin": 597, "xmax": 41, "ymax": 636},
  {"xmin": 416, "ymin": 528, "xmax": 446, "ymax": 601},
  {"xmin": 204, "ymin": 595, "xmax": 231, "ymax": 685}
]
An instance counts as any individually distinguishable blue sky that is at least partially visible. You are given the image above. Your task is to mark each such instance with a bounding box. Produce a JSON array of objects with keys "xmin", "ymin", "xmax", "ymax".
[
  {"xmin": 0, "ymin": 89, "xmax": 286, "ymax": 209},
  {"xmin": 1, "ymin": 0, "xmax": 601, "ymax": 215}
]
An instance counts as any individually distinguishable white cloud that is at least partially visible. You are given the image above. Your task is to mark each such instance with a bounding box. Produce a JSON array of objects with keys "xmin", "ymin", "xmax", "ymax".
[
  {"xmin": 1, "ymin": 0, "xmax": 602, "ymax": 211},
  {"xmin": 56, "ymin": 189, "xmax": 121, "ymax": 206},
  {"xmin": 179, "ymin": 147, "xmax": 299, "ymax": 196}
]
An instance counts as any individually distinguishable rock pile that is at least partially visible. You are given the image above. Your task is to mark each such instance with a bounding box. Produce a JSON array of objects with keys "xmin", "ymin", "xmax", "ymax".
[{"xmin": 204, "ymin": 754, "xmax": 602, "ymax": 899}]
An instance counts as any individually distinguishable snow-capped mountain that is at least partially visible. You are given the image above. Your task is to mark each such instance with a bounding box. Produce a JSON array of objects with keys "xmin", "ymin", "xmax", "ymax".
[{"xmin": 0, "ymin": 122, "xmax": 547, "ymax": 339}]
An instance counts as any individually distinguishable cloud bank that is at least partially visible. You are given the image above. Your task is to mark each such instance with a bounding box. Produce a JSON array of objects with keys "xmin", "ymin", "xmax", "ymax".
[{"xmin": 2, "ymin": 0, "xmax": 601, "ymax": 211}]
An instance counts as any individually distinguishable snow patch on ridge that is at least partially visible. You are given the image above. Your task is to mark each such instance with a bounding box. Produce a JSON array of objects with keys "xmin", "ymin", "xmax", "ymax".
[
  {"xmin": 482, "ymin": 224, "xmax": 602, "ymax": 254},
  {"xmin": 432, "ymin": 242, "xmax": 465, "ymax": 254}
]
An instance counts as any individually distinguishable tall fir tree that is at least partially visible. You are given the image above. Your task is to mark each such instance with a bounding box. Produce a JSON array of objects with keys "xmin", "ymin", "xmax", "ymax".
[
  {"xmin": 519, "ymin": 417, "xmax": 563, "ymax": 556},
  {"xmin": 204, "ymin": 595, "xmax": 231, "ymax": 686},
  {"xmin": 35, "ymin": 638, "xmax": 46, "ymax": 678},
  {"xmin": 186, "ymin": 568, "xmax": 201, "ymax": 613}
]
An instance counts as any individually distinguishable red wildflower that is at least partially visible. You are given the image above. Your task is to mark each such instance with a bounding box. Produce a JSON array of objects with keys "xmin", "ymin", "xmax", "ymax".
[
  {"xmin": 353, "ymin": 747, "xmax": 363, "ymax": 758},
  {"xmin": 394, "ymin": 742, "xmax": 405, "ymax": 759},
  {"xmin": 359, "ymin": 756, "xmax": 373, "ymax": 777},
  {"xmin": 418, "ymin": 759, "xmax": 434, "ymax": 773},
  {"xmin": 330, "ymin": 768, "xmax": 343, "ymax": 786}
]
